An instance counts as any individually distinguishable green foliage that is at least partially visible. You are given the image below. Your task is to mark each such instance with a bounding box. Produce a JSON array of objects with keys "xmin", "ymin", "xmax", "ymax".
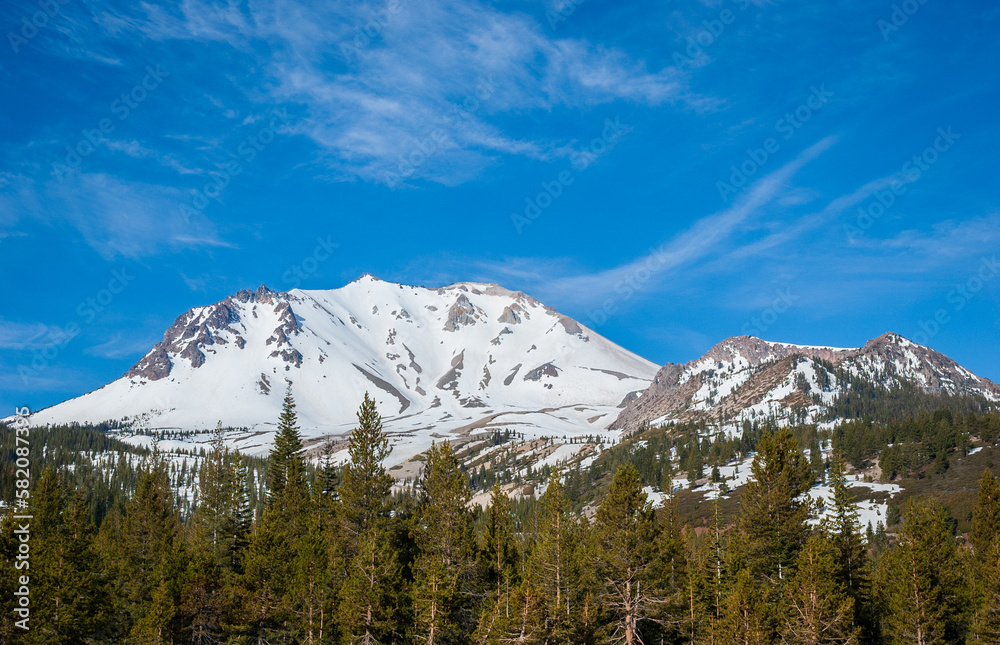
[
  {"xmin": 782, "ymin": 534, "xmax": 860, "ymax": 645},
  {"xmin": 970, "ymin": 540, "xmax": 1000, "ymax": 644},
  {"xmin": 831, "ymin": 410, "xmax": 999, "ymax": 477},
  {"xmin": 827, "ymin": 454, "xmax": 874, "ymax": 639},
  {"xmin": 411, "ymin": 441, "xmax": 475, "ymax": 644},
  {"xmin": 972, "ymin": 469, "xmax": 1000, "ymax": 555},
  {"xmin": 876, "ymin": 500, "xmax": 965, "ymax": 645},
  {"xmin": 734, "ymin": 427, "xmax": 813, "ymax": 586},
  {"xmin": 338, "ymin": 393, "xmax": 400, "ymax": 644},
  {"xmin": 1, "ymin": 393, "xmax": 997, "ymax": 644},
  {"xmin": 593, "ymin": 463, "xmax": 664, "ymax": 644},
  {"xmin": 22, "ymin": 470, "xmax": 107, "ymax": 644},
  {"xmin": 267, "ymin": 384, "xmax": 306, "ymax": 504}
]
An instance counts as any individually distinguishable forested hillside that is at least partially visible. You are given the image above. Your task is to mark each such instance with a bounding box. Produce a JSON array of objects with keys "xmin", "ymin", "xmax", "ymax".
[{"xmin": 2, "ymin": 388, "xmax": 999, "ymax": 644}]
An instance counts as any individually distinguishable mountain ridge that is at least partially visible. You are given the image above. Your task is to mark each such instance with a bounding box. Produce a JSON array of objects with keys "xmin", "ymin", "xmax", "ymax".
[
  {"xmin": 611, "ymin": 331, "xmax": 1000, "ymax": 432},
  {"xmin": 20, "ymin": 276, "xmax": 998, "ymax": 473}
]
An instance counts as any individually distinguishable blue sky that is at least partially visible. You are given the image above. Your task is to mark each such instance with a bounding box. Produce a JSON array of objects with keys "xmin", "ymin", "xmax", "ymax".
[{"xmin": 1, "ymin": 0, "xmax": 998, "ymax": 414}]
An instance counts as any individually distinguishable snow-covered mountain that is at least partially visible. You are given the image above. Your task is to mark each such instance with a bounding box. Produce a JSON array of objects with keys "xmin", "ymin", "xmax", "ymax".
[
  {"xmin": 612, "ymin": 332, "xmax": 1000, "ymax": 432},
  {"xmin": 24, "ymin": 276, "xmax": 999, "ymax": 474},
  {"xmin": 29, "ymin": 275, "xmax": 659, "ymax": 466}
]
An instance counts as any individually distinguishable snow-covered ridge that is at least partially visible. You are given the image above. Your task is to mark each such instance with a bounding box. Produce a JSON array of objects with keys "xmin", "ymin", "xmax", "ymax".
[
  {"xmin": 612, "ymin": 332, "xmax": 1000, "ymax": 433},
  {"xmin": 27, "ymin": 275, "xmax": 659, "ymax": 468}
]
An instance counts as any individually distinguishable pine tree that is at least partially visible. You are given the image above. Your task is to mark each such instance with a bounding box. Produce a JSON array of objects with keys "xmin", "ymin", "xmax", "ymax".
[
  {"xmin": 826, "ymin": 454, "xmax": 870, "ymax": 635},
  {"xmin": 411, "ymin": 441, "xmax": 474, "ymax": 645},
  {"xmin": 567, "ymin": 515, "xmax": 604, "ymax": 644},
  {"xmin": 972, "ymin": 469, "xmax": 1000, "ymax": 555},
  {"xmin": 716, "ymin": 569, "xmax": 771, "ymax": 645},
  {"xmin": 482, "ymin": 483, "xmax": 518, "ymax": 609},
  {"xmin": 781, "ymin": 534, "xmax": 859, "ymax": 645},
  {"xmin": 475, "ymin": 483, "xmax": 519, "ymax": 643},
  {"xmin": 338, "ymin": 393, "xmax": 399, "ymax": 644},
  {"xmin": 290, "ymin": 491, "xmax": 338, "ymax": 645},
  {"xmin": 682, "ymin": 529, "xmax": 721, "ymax": 645},
  {"xmin": 192, "ymin": 422, "xmax": 239, "ymax": 569},
  {"xmin": 25, "ymin": 470, "xmax": 106, "ymax": 644},
  {"xmin": 267, "ymin": 385, "xmax": 305, "ymax": 504},
  {"xmin": 651, "ymin": 471, "xmax": 687, "ymax": 643},
  {"xmin": 179, "ymin": 550, "xmax": 228, "ymax": 645},
  {"xmin": 734, "ymin": 427, "xmax": 813, "ymax": 586},
  {"xmin": 594, "ymin": 463, "xmax": 659, "ymax": 645},
  {"xmin": 339, "ymin": 524, "xmax": 397, "ymax": 644},
  {"xmin": 490, "ymin": 579, "xmax": 547, "ymax": 644},
  {"xmin": 104, "ymin": 450, "xmax": 182, "ymax": 639},
  {"xmin": 320, "ymin": 438, "xmax": 341, "ymax": 500},
  {"xmin": 970, "ymin": 539, "xmax": 1000, "ymax": 644},
  {"xmin": 340, "ymin": 392, "xmax": 393, "ymax": 538},
  {"xmin": 234, "ymin": 507, "xmax": 293, "ymax": 643},
  {"xmin": 526, "ymin": 470, "xmax": 573, "ymax": 641},
  {"xmin": 130, "ymin": 578, "xmax": 177, "ymax": 645},
  {"xmin": 232, "ymin": 452, "xmax": 254, "ymax": 570},
  {"xmin": 877, "ymin": 500, "xmax": 962, "ymax": 645}
]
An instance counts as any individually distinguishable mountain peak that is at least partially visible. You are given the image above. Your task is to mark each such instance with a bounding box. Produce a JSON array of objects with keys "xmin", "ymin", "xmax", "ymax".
[
  {"xmin": 864, "ymin": 331, "xmax": 912, "ymax": 348},
  {"xmin": 34, "ymin": 276, "xmax": 659, "ymax": 466},
  {"xmin": 231, "ymin": 284, "xmax": 280, "ymax": 304}
]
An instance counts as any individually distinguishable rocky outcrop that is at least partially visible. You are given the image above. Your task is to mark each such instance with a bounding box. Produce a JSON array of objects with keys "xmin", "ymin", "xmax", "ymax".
[
  {"xmin": 523, "ymin": 362, "xmax": 560, "ymax": 381},
  {"xmin": 436, "ymin": 351, "xmax": 465, "ymax": 391},
  {"xmin": 128, "ymin": 346, "xmax": 172, "ymax": 381},
  {"xmin": 498, "ymin": 305, "xmax": 522, "ymax": 324},
  {"xmin": 126, "ymin": 285, "xmax": 299, "ymax": 381},
  {"xmin": 443, "ymin": 295, "xmax": 483, "ymax": 331}
]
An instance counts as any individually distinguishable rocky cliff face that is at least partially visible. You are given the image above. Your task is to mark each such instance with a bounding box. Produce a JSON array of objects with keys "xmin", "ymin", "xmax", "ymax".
[{"xmin": 127, "ymin": 285, "xmax": 299, "ymax": 381}]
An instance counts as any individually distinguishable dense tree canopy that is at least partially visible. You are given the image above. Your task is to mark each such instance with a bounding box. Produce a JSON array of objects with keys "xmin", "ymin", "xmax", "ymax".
[{"xmin": 1, "ymin": 401, "xmax": 998, "ymax": 644}]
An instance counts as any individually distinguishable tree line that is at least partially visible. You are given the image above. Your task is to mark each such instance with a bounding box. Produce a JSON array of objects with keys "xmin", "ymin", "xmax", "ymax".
[{"xmin": 1, "ymin": 389, "xmax": 1000, "ymax": 644}]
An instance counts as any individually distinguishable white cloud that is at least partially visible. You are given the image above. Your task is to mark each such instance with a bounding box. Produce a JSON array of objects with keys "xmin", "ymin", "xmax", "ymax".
[
  {"xmin": 4, "ymin": 172, "xmax": 233, "ymax": 260},
  {"xmin": 124, "ymin": 0, "xmax": 697, "ymax": 185},
  {"xmin": 84, "ymin": 332, "xmax": 157, "ymax": 360},
  {"xmin": 526, "ymin": 136, "xmax": 838, "ymax": 304},
  {"xmin": 0, "ymin": 320, "xmax": 59, "ymax": 350}
]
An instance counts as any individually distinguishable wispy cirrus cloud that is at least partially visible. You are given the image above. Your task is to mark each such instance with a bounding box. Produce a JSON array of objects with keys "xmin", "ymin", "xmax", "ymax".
[
  {"xmin": 113, "ymin": 0, "xmax": 701, "ymax": 186},
  {"xmin": 84, "ymin": 331, "xmax": 158, "ymax": 359},
  {"xmin": 4, "ymin": 172, "xmax": 232, "ymax": 260},
  {"xmin": 0, "ymin": 320, "xmax": 58, "ymax": 350},
  {"xmin": 468, "ymin": 136, "xmax": 838, "ymax": 306}
]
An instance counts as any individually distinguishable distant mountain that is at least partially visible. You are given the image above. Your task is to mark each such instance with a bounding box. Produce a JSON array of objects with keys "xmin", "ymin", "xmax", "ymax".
[
  {"xmin": 28, "ymin": 275, "xmax": 658, "ymax": 464},
  {"xmin": 612, "ymin": 332, "xmax": 1000, "ymax": 432}
]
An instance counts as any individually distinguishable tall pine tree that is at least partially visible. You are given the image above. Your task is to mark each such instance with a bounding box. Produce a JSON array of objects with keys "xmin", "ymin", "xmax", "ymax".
[
  {"xmin": 781, "ymin": 533, "xmax": 859, "ymax": 645},
  {"xmin": 970, "ymin": 539, "xmax": 1000, "ymax": 644},
  {"xmin": 877, "ymin": 500, "xmax": 963, "ymax": 645},
  {"xmin": 734, "ymin": 427, "xmax": 813, "ymax": 584},
  {"xmin": 100, "ymin": 448, "xmax": 182, "ymax": 642},
  {"xmin": 475, "ymin": 483, "xmax": 519, "ymax": 643},
  {"xmin": 826, "ymin": 454, "xmax": 870, "ymax": 636},
  {"xmin": 411, "ymin": 441, "xmax": 474, "ymax": 645},
  {"xmin": 339, "ymin": 393, "xmax": 400, "ymax": 644},
  {"xmin": 972, "ymin": 469, "xmax": 1000, "ymax": 555},
  {"xmin": 594, "ymin": 463, "xmax": 659, "ymax": 645},
  {"xmin": 192, "ymin": 422, "xmax": 239, "ymax": 569},
  {"xmin": 526, "ymin": 470, "xmax": 573, "ymax": 641},
  {"xmin": 267, "ymin": 385, "xmax": 305, "ymax": 504},
  {"xmin": 25, "ymin": 469, "xmax": 107, "ymax": 644}
]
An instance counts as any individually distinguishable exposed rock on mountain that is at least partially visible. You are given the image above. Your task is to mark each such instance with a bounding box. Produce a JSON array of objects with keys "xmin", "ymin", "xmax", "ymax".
[{"xmin": 612, "ymin": 332, "xmax": 1000, "ymax": 432}]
